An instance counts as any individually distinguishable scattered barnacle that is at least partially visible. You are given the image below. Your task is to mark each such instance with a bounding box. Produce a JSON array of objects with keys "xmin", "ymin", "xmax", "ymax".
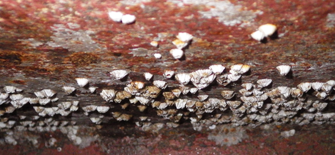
[
  {"xmin": 58, "ymin": 102, "xmax": 72, "ymax": 110},
  {"xmin": 5, "ymin": 106, "xmax": 16, "ymax": 113},
  {"xmin": 110, "ymin": 70, "xmax": 129, "ymax": 80},
  {"xmin": 150, "ymin": 41, "xmax": 159, "ymax": 47},
  {"xmin": 209, "ymin": 64, "xmax": 225, "ymax": 75},
  {"xmin": 321, "ymin": 83, "xmax": 333, "ymax": 93},
  {"xmin": 153, "ymin": 80, "xmax": 167, "ymax": 89},
  {"xmin": 170, "ymin": 49, "xmax": 184, "ymax": 59},
  {"xmin": 153, "ymin": 53, "xmax": 162, "ymax": 59},
  {"xmin": 258, "ymin": 24, "xmax": 277, "ymax": 37},
  {"xmin": 97, "ymin": 106, "xmax": 110, "ymax": 113},
  {"xmin": 280, "ymin": 129, "xmax": 295, "ymax": 138},
  {"xmin": 326, "ymin": 80, "xmax": 335, "ymax": 86},
  {"xmin": 88, "ymin": 87, "xmax": 97, "ymax": 93},
  {"xmin": 121, "ymin": 14, "xmax": 136, "ymax": 24},
  {"xmin": 314, "ymin": 91, "xmax": 328, "ymax": 100},
  {"xmin": 39, "ymin": 98, "xmax": 51, "ymax": 105},
  {"xmin": 100, "ymin": 89, "xmax": 117, "ymax": 102},
  {"xmin": 227, "ymin": 74, "xmax": 241, "ymax": 82},
  {"xmin": 75, "ymin": 78, "xmax": 89, "ymax": 87},
  {"xmin": 298, "ymin": 82, "xmax": 312, "ymax": 92},
  {"xmin": 257, "ymin": 79, "xmax": 272, "ymax": 88},
  {"xmin": 175, "ymin": 73, "xmax": 191, "ymax": 85},
  {"xmin": 172, "ymin": 39, "xmax": 188, "ymax": 49},
  {"xmin": 163, "ymin": 70, "xmax": 175, "ymax": 79},
  {"xmin": 108, "ymin": 11, "xmax": 123, "ymax": 22},
  {"xmin": 180, "ymin": 86, "xmax": 190, "ymax": 95},
  {"xmin": 143, "ymin": 72, "xmax": 153, "ymax": 81},
  {"xmin": 221, "ymin": 90, "xmax": 236, "ymax": 99},
  {"xmin": 230, "ymin": 64, "xmax": 250, "ymax": 75},
  {"xmin": 177, "ymin": 32, "xmax": 193, "ymax": 42},
  {"xmin": 62, "ymin": 86, "xmax": 76, "ymax": 95},
  {"xmin": 137, "ymin": 105, "xmax": 147, "ymax": 112},
  {"xmin": 139, "ymin": 116, "xmax": 148, "ymax": 121},
  {"xmin": 276, "ymin": 65, "xmax": 291, "ymax": 76},
  {"xmin": 251, "ymin": 30, "xmax": 265, "ymax": 41}
]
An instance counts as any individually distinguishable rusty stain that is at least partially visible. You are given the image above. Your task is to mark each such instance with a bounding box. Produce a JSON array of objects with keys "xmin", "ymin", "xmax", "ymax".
[{"xmin": 68, "ymin": 52, "xmax": 99, "ymax": 66}]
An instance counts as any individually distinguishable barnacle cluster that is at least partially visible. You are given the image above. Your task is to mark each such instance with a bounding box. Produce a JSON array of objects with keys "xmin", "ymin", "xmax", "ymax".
[{"xmin": 1, "ymin": 63, "xmax": 335, "ymax": 147}]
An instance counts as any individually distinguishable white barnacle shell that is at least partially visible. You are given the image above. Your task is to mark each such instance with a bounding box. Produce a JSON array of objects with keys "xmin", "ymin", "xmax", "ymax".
[
  {"xmin": 135, "ymin": 96, "xmax": 150, "ymax": 105},
  {"xmin": 277, "ymin": 86, "xmax": 291, "ymax": 98},
  {"xmin": 176, "ymin": 32, "xmax": 193, "ymax": 42},
  {"xmin": 42, "ymin": 89, "xmax": 56, "ymax": 98},
  {"xmin": 108, "ymin": 11, "xmax": 123, "ymax": 22},
  {"xmin": 82, "ymin": 105, "xmax": 97, "ymax": 113},
  {"xmin": 175, "ymin": 73, "xmax": 191, "ymax": 85},
  {"xmin": 62, "ymin": 86, "xmax": 76, "ymax": 95},
  {"xmin": 44, "ymin": 107, "xmax": 57, "ymax": 116},
  {"xmin": 137, "ymin": 105, "xmax": 147, "ymax": 112},
  {"xmin": 121, "ymin": 14, "xmax": 136, "ymax": 24},
  {"xmin": 39, "ymin": 98, "xmax": 51, "ymax": 105},
  {"xmin": 172, "ymin": 39, "xmax": 188, "ymax": 49},
  {"xmin": 227, "ymin": 74, "xmax": 241, "ymax": 82},
  {"xmin": 326, "ymin": 80, "xmax": 335, "ymax": 86},
  {"xmin": 100, "ymin": 89, "xmax": 116, "ymax": 102},
  {"xmin": 257, "ymin": 79, "xmax": 272, "ymax": 88},
  {"xmin": 251, "ymin": 30, "xmax": 265, "ymax": 41},
  {"xmin": 150, "ymin": 41, "xmax": 159, "ymax": 47},
  {"xmin": 157, "ymin": 102, "xmax": 168, "ymax": 110},
  {"xmin": 170, "ymin": 49, "xmax": 184, "ymax": 59},
  {"xmin": 197, "ymin": 94, "xmax": 208, "ymax": 101},
  {"xmin": 227, "ymin": 101, "xmax": 242, "ymax": 109},
  {"xmin": 153, "ymin": 80, "xmax": 167, "ymax": 89},
  {"xmin": 110, "ymin": 70, "xmax": 129, "ymax": 80},
  {"xmin": 297, "ymin": 82, "xmax": 311, "ymax": 92},
  {"xmin": 90, "ymin": 117, "xmax": 102, "ymax": 124},
  {"xmin": 242, "ymin": 83, "xmax": 253, "ymax": 91},
  {"xmin": 209, "ymin": 64, "xmax": 225, "ymax": 75},
  {"xmin": 131, "ymin": 81, "xmax": 145, "ymax": 90},
  {"xmin": 34, "ymin": 91, "xmax": 46, "ymax": 98},
  {"xmin": 180, "ymin": 86, "xmax": 190, "ymax": 95},
  {"xmin": 58, "ymin": 110, "xmax": 71, "ymax": 116},
  {"xmin": 311, "ymin": 82, "xmax": 324, "ymax": 91},
  {"xmin": 11, "ymin": 98, "xmax": 29, "ymax": 108},
  {"xmin": 258, "ymin": 24, "xmax": 277, "ymax": 37},
  {"xmin": 172, "ymin": 89, "xmax": 182, "ymax": 97},
  {"xmin": 230, "ymin": 64, "xmax": 250, "ymax": 75},
  {"xmin": 190, "ymin": 69, "xmax": 216, "ymax": 89},
  {"xmin": 153, "ymin": 53, "xmax": 162, "ymax": 59},
  {"xmin": 163, "ymin": 70, "xmax": 175, "ymax": 79},
  {"xmin": 290, "ymin": 88, "xmax": 304, "ymax": 98},
  {"xmin": 4, "ymin": 86, "xmax": 17, "ymax": 94},
  {"xmin": 221, "ymin": 90, "xmax": 235, "ymax": 99},
  {"xmin": 58, "ymin": 102, "xmax": 72, "ymax": 110},
  {"xmin": 143, "ymin": 72, "xmax": 153, "ymax": 81},
  {"xmin": 5, "ymin": 106, "xmax": 16, "ymax": 113},
  {"xmin": 75, "ymin": 78, "xmax": 89, "ymax": 87},
  {"xmin": 190, "ymin": 88, "xmax": 198, "ymax": 94},
  {"xmin": 321, "ymin": 83, "xmax": 333, "ymax": 93},
  {"xmin": 175, "ymin": 99, "xmax": 187, "ymax": 109},
  {"xmin": 276, "ymin": 65, "xmax": 291, "ymax": 76},
  {"xmin": 10, "ymin": 94, "xmax": 24, "ymax": 101}
]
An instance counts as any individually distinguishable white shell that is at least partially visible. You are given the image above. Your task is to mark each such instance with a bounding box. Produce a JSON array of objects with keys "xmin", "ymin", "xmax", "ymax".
[
  {"xmin": 4, "ymin": 86, "xmax": 17, "ymax": 93},
  {"xmin": 172, "ymin": 39, "xmax": 188, "ymax": 49},
  {"xmin": 163, "ymin": 70, "xmax": 175, "ymax": 79},
  {"xmin": 241, "ymin": 83, "xmax": 253, "ymax": 91},
  {"xmin": 100, "ymin": 89, "xmax": 116, "ymax": 102},
  {"xmin": 62, "ymin": 86, "xmax": 76, "ymax": 95},
  {"xmin": 175, "ymin": 73, "xmax": 191, "ymax": 85},
  {"xmin": 10, "ymin": 94, "xmax": 24, "ymax": 101},
  {"xmin": 258, "ymin": 24, "xmax": 277, "ymax": 37},
  {"xmin": 176, "ymin": 32, "xmax": 193, "ymax": 42},
  {"xmin": 153, "ymin": 53, "xmax": 162, "ymax": 59},
  {"xmin": 97, "ymin": 106, "xmax": 110, "ymax": 113},
  {"xmin": 190, "ymin": 69, "xmax": 216, "ymax": 89},
  {"xmin": 39, "ymin": 98, "xmax": 51, "ymax": 105},
  {"xmin": 197, "ymin": 94, "xmax": 208, "ymax": 101},
  {"xmin": 108, "ymin": 11, "xmax": 123, "ymax": 22},
  {"xmin": 157, "ymin": 102, "xmax": 168, "ymax": 110},
  {"xmin": 170, "ymin": 49, "xmax": 184, "ymax": 59},
  {"xmin": 209, "ymin": 64, "xmax": 225, "ymax": 75},
  {"xmin": 257, "ymin": 79, "xmax": 272, "ymax": 88},
  {"xmin": 230, "ymin": 64, "xmax": 250, "ymax": 75},
  {"xmin": 34, "ymin": 91, "xmax": 46, "ymax": 98},
  {"xmin": 88, "ymin": 86, "xmax": 97, "ymax": 93},
  {"xmin": 297, "ymin": 82, "xmax": 311, "ymax": 92},
  {"xmin": 311, "ymin": 82, "xmax": 323, "ymax": 91},
  {"xmin": 172, "ymin": 89, "xmax": 182, "ymax": 97},
  {"xmin": 135, "ymin": 96, "xmax": 150, "ymax": 105},
  {"xmin": 58, "ymin": 102, "xmax": 72, "ymax": 110},
  {"xmin": 110, "ymin": 70, "xmax": 129, "ymax": 80},
  {"xmin": 277, "ymin": 86, "xmax": 291, "ymax": 98},
  {"xmin": 153, "ymin": 80, "xmax": 167, "ymax": 89},
  {"xmin": 221, "ymin": 90, "xmax": 235, "ymax": 99},
  {"xmin": 326, "ymin": 80, "xmax": 335, "ymax": 86},
  {"xmin": 150, "ymin": 41, "xmax": 159, "ymax": 47},
  {"xmin": 276, "ymin": 65, "xmax": 291, "ymax": 76},
  {"xmin": 180, "ymin": 86, "xmax": 190, "ymax": 95},
  {"xmin": 42, "ymin": 89, "xmax": 56, "ymax": 98},
  {"xmin": 90, "ymin": 117, "xmax": 102, "ymax": 124},
  {"xmin": 143, "ymin": 72, "xmax": 153, "ymax": 81},
  {"xmin": 75, "ymin": 78, "xmax": 89, "ymax": 87},
  {"xmin": 82, "ymin": 105, "xmax": 97, "ymax": 112},
  {"xmin": 175, "ymin": 99, "xmax": 187, "ymax": 109},
  {"xmin": 190, "ymin": 88, "xmax": 198, "ymax": 94},
  {"xmin": 121, "ymin": 14, "xmax": 136, "ymax": 24},
  {"xmin": 251, "ymin": 30, "xmax": 265, "ymax": 41}
]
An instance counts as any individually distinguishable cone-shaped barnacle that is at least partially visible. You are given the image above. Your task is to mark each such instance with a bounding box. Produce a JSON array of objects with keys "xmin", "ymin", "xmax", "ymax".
[
  {"xmin": 186, "ymin": 100, "xmax": 196, "ymax": 112},
  {"xmin": 4, "ymin": 86, "xmax": 20, "ymax": 94},
  {"xmin": 175, "ymin": 99, "xmax": 187, "ymax": 109},
  {"xmin": 314, "ymin": 91, "xmax": 328, "ymax": 100},
  {"xmin": 326, "ymin": 80, "xmax": 335, "ymax": 86},
  {"xmin": 251, "ymin": 30, "xmax": 265, "ymax": 41},
  {"xmin": 108, "ymin": 11, "xmax": 123, "ymax": 22},
  {"xmin": 58, "ymin": 102, "xmax": 72, "ymax": 110},
  {"xmin": 5, "ymin": 106, "xmax": 16, "ymax": 113},
  {"xmin": 172, "ymin": 39, "xmax": 188, "ymax": 50},
  {"xmin": 190, "ymin": 69, "xmax": 216, "ymax": 89},
  {"xmin": 157, "ymin": 102, "xmax": 168, "ymax": 110},
  {"xmin": 221, "ymin": 90, "xmax": 236, "ymax": 99},
  {"xmin": 163, "ymin": 70, "xmax": 175, "ymax": 79},
  {"xmin": 311, "ymin": 82, "xmax": 324, "ymax": 91},
  {"xmin": 172, "ymin": 89, "xmax": 182, "ymax": 97},
  {"xmin": 135, "ymin": 96, "xmax": 150, "ymax": 105},
  {"xmin": 45, "ymin": 107, "xmax": 58, "ymax": 116},
  {"xmin": 131, "ymin": 81, "xmax": 145, "ymax": 90},
  {"xmin": 258, "ymin": 24, "xmax": 277, "ymax": 37},
  {"xmin": 39, "ymin": 98, "xmax": 51, "ymax": 105},
  {"xmin": 121, "ymin": 103, "xmax": 129, "ymax": 109},
  {"xmin": 216, "ymin": 74, "xmax": 230, "ymax": 86},
  {"xmin": 34, "ymin": 91, "xmax": 46, "ymax": 99},
  {"xmin": 163, "ymin": 92, "xmax": 175, "ymax": 100},
  {"xmin": 242, "ymin": 83, "xmax": 253, "ymax": 91},
  {"xmin": 321, "ymin": 83, "xmax": 333, "ymax": 93},
  {"xmin": 153, "ymin": 80, "xmax": 167, "ymax": 89},
  {"xmin": 257, "ymin": 79, "xmax": 272, "ymax": 88},
  {"xmin": 239, "ymin": 88, "xmax": 253, "ymax": 96},
  {"xmin": 62, "ymin": 86, "xmax": 76, "ymax": 95},
  {"xmin": 175, "ymin": 73, "xmax": 191, "ymax": 85},
  {"xmin": 177, "ymin": 32, "xmax": 193, "ymax": 43},
  {"xmin": 82, "ymin": 105, "xmax": 97, "ymax": 114},
  {"xmin": 180, "ymin": 86, "xmax": 190, "ymax": 95},
  {"xmin": 100, "ymin": 89, "xmax": 117, "ymax": 102},
  {"xmin": 143, "ymin": 72, "xmax": 153, "ymax": 81},
  {"xmin": 313, "ymin": 101, "xmax": 328, "ymax": 112},
  {"xmin": 290, "ymin": 88, "xmax": 304, "ymax": 98},
  {"xmin": 166, "ymin": 122, "xmax": 179, "ymax": 128},
  {"xmin": 151, "ymin": 101, "xmax": 161, "ymax": 109},
  {"xmin": 190, "ymin": 88, "xmax": 198, "ymax": 94},
  {"xmin": 146, "ymin": 86, "xmax": 161, "ymax": 98},
  {"xmin": 229, "ymin": 64, "xmax": 250, "ymax": 75},
  {"xmin": 114, "ymin": 91, "xmax": 132, "ymax": 103},
  {"xmin": 197, "ymin": 94, "xmax": 208, "ymax": 101},
  {"xmin": 277, "ymin": 86, "xmax": 291, "ymax": 98},
  {"xmin": 137, "ymin": 105, "xmax": 147, "ymax": 112},
  {"xmin": 88, "ymin": 87, "xmax": 98, "ymax": 93},
  {"xmin": 75, "ymin": 78, "xmax": 89, "ymax": 87},
  {"xmin": 227, "ymin": 74, "xmax": 241, "ymax": 82},
  {"xmin": 170, "ymin": 49, "xmax": 184, "ymax": 59},
  {"xmin": 117, "ymin": 114, "xmax": 132, "ymax": 121},
  {"xmin": 227, "ymin": 101, "xmax": 242, "ymax": 109},
  {"xmin": 90, "ymin": 117, "xmax": 103, "ymax": 124},
  {"xmin": 209, "ymin": 64, "xmax": 225, "ymax": 75},
  {"xmin": 121, "ymin": 14, "xmax": 136, "ymax": 24},
  {"xmin": 110, "ymin": 69, "xmax": 129, "ymax": 80},
  {"xmin": 276, "ymin": 65, "xmax": 291, "ymax": 76},
  {"xmin": 297, "ymin": 82, "xmax": 311, "ymax": 93},
  {"xmin": 41, "ymin": 89, "xmax": 56, "ymax": 98},
  {"xmin": 97, "ymin": 106, "xmax": 110, "ymax": 113},
  {"xmin": 150, "ymin": 41, "xmax": 159, "ymax": 48}
]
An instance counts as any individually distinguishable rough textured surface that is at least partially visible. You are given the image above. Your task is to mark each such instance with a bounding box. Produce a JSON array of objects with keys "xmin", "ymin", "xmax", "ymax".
[{"xmin": 1, "ymin": 0, "xmax": 335, "ymax": 154}]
